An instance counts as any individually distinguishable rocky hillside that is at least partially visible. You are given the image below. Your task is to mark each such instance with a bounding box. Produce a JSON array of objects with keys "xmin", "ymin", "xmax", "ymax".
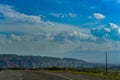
[{"xmin": 0, "ymin": 54, "xmax": 87, "ymax": 68}]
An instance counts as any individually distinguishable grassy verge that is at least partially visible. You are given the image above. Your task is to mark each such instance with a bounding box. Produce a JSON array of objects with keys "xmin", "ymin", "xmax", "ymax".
[
  {"xmin": 67, "ymin": 71, "xmax": 120, "ymax": 80},
  {"xmin": 43, "ymin": 68, "xmax": 120, "ymax": 80}
]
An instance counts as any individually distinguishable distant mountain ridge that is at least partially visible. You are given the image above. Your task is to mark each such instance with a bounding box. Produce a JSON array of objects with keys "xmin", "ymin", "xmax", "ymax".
[{"xmin": 0, "ymin": 54, "xmax": 87, "ymax": 68}]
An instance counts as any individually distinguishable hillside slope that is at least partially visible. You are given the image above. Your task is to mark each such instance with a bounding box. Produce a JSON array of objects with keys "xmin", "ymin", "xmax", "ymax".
[{"xmin": 0, "ymin": 54, "xmax": 86, "ymax": 68}]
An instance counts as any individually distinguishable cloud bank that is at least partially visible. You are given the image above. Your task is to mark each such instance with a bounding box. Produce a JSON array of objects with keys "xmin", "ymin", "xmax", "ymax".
[
  {"xmin": 0, "ymin": 4, "xmax": 41, "ymax": 23},
  {"xmin": 91, "ymin": 23, "xmax": 120, "ymax": 40}
]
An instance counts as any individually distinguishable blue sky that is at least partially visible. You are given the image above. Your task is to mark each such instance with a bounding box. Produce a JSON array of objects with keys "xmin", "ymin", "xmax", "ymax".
[{"xmin": 0, "ymin": 0, "xmax": 120, "ymax": 64}]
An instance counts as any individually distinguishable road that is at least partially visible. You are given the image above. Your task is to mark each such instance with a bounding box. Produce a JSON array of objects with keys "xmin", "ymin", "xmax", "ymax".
[
  {"xmin": 0, "ymin": 70, "xmax": 71, "ymax": 80},
  {"xmin": 0, "ymin": 70, "xmax": 113, "ymax": 80}
]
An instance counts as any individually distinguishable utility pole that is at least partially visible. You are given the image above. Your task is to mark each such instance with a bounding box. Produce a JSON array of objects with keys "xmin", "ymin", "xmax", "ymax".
[
  {"xmin": 72, "ymin": 60, "xmax": 75, "ymax": 68},
  {"xmin": 105, "ymin": 51, "xmax": 108, "ymax": 74}
]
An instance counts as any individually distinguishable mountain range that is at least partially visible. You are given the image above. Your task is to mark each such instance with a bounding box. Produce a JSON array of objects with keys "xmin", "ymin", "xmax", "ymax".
[
  {"xmin": 0, "ymin": 54, "xmax": 87, "ymax": 68},
  {"xmin": 0, "ymin": 54, "xmax": 119, "ymax": 69}
]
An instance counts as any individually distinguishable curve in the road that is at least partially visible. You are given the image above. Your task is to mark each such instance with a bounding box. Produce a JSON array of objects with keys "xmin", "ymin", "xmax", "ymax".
[{"xmin": 41, "ymin": 71, "xmax": 73, "ymax": 80}]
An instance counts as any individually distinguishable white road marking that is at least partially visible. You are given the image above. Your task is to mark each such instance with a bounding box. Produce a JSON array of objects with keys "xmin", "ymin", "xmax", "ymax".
[{"xmin": 41, "ymin": 72, "xmax": 73, "ymax": 80}]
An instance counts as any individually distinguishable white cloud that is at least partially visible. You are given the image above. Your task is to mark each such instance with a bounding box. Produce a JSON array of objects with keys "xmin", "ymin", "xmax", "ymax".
[
  {"xmin": 42, "ymin": 21, "xmax": 55, "ymax": 26},
  {"xmin": 88, "ymin": 16, "xmax": 92, "ymax": 19},
  {"xmin": 94, "ymin": 13, "xmax": 105, "ymax": 19},
  {"xmin": 91, "ymin": 23, "xmax": 120, "ymax": 40},
  {"xmin": 104, "ymin": 27, "xmax": 111, "ymax": 32},
  {"xmin": 109, "ymin": 23, "xmax": 119, "ymax": 29},
  {"xmin": 0, "ymin": 4, "xmax": 41, "ymax": 23},
  {"xmin": 49, "ymin": 13, "xmax": 61, "ymax": 18},
  {"xmin": 10, "ymin": 34, "xmax": 22, "ymax": 41},
  {"xmin": 65, "ymin": 32, "xmax": 96, "ymax": 41},
  {"xmin": 49, "ymin": 13, "xmax": 65, "ymax": 18},
  {"xmin": 0, "ymin": 22, "xmax": 120, "ymax": 57},
  {"xmin": 49, "ymin": 13, "xmax": 77, "ymax": 18},
  {"xmin": 68, "ymin": 13, "xmax": 77, "ymax": 18},
  {"xmin": 0, "ymin": 22, "xmax": 96, "ymax": 56}
]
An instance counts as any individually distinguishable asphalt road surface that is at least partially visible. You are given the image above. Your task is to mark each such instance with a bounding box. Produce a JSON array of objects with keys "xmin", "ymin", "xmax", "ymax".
[
  {"xmin": 0, "ymin": 70, "xmax": 71, "ymax": 80},
  {"xmin": 0, "ymin": 70, "xmax": 113, "ymax": 80}
]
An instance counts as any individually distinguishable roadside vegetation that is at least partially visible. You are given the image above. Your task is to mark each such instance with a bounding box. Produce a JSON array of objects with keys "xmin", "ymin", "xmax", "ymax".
[
  {"xmin": 42, "ymin": 67, "xmax": 120, "ymax": 80},
  {"xmin": 1, "ymin": 67, "xmax": 120, "ymax": 80}
]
